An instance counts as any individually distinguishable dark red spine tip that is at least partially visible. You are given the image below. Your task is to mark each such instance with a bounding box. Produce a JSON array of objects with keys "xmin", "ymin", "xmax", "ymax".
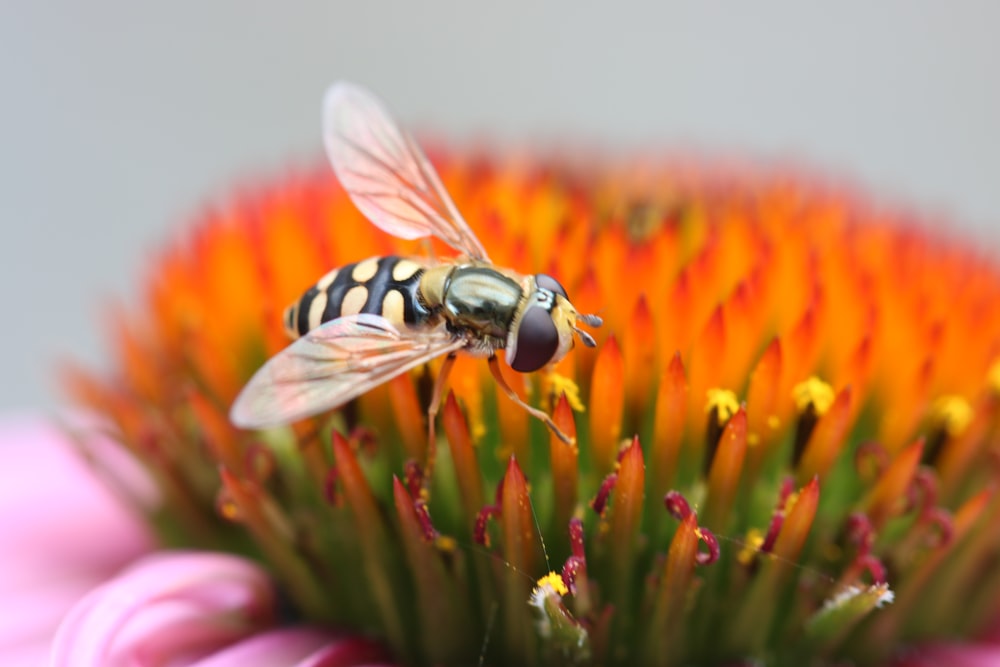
[
  {"xmin": 760, "ymin": 514, "xmax": 784, "ymax": 555},
  {"xmin": 845, "ymin": 512, "xmax": 875, "ymax": 554},
  {"xmin": 568, "ymin": 517, "xmax": 586, "ymax": 558},
  {"xmin": 561, "ymin": 555, "xmax": 586, "ymax": 595},
  {"xmin": 922, "ymin": 507, "xmax": 954, "ymax": 548},
  {"xmin": 561, "ymin": 517, "xmax": 588, "ymax": 594},
  {"xmin": 474, "ymin": 505, "xmax": 501, "ymax": 547},
  {"xmin": 664, "ymin": 490, "xmax": 693, "ymax": 520},
  {"xmin": 906, "ymin": 468, "xmax": 938, "ymax": 517},
  {"xmin": 856, "ymin": 553, "xmax": 887, "ymax": 585},
  {"xmin": 404, "ymin": 459, "xmax": 424, "ymax": 499},
  {"xmin": 414, "ymin": 499, "xmax": 438, "ymax": 541},
  {"xmin": 696, "ymin": 526, "xmax": 721, "ymax": 566},
  {"xmin": 591, "ymin": 473, "xmax": 618, "ymax": 516}
]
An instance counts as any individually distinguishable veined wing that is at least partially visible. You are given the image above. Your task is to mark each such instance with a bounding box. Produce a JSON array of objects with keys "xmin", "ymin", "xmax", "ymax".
[
  {"xmin": 230, "ymin": 314, "xmax": 466, "ymax": 429},
  {"xmin": 323, "ymin": 81, "xmax": 490, "ymax": 262}
]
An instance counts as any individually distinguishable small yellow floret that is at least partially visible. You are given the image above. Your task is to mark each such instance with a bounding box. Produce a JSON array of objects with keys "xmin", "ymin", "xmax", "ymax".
[
  {"xmin": 545, "ymin": 371, "xmax": 585, "ymax": 412},
  {"xmin": 793, "ymin": 377, "xmax": 835, "ymax": 415},
  {"xmin": 470, "ymin": 421, "xmax": 487, "ymax": 442},
  {"xmin": 988, "ymin": 359, "xmax": 1000, "ymax": 396},
  {"xmin": 705, "ymin": 388, "xmax": 740, "ymax": 423},
  {"xmin": 535, "ymin": 571, "xmax": 569, "ymax": 597},
  {"xmin": 930, "ymin": 396, "xmax": 973, "ymax": 437},
  {"xmin": 435, "ymin": 535, "xmax": 458, "ymax": 552},
  {"xmin": 784, "ymin": 491, "xmax": 801, "ymax": 512},
  {"xmin": 737, "ymin": 529, "xmax": 765, "ymax": 565}
]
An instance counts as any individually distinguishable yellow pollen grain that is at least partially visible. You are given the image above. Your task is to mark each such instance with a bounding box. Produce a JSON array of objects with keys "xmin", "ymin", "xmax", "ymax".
[
  {"xmin": 737, "ymin": 528, "xmax": 765, "ymax": 565},
  {"xmin": 219, "ymin": 500, "xmax": 240, "ymax": 521},
  {"xmin": 471, "ymin": 420, "xmax": 487, "ymax": 442},
  {"xmin": 535, "ymin": 571, "xmax": 569, "ymax": 596},
  {"xmin": 545, "ymin": 371, "xmax": 585, "ymax": 412},
  {"xmin": 784, "ymin": 491, "xmax": 801, "ymax": 513},
  {"xmin": 988, "ymin": 359, "xmax": 1000, "ymax": 395},
  {"xmin": 705, "ymin": 388, "xmax": 740, "ymax": 423},
  {"xmin": 435, "ymin": 535, "xmax": 457, "ymax": 552},
  {"xmin": 767, "ymin": 415, "xmax": 781, "ymax": 430},
  {"xmin": 930, "ymin": 395, "xmax": 973, "ymax": 437},
  {"xmin": 793, "ymin": 377, "xmax": 835, "ymax": 415}
]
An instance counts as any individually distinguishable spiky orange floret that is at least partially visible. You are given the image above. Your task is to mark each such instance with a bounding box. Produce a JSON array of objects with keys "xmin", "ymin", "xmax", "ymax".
[
  {"xmin": 72, "ymin": 161, "xmax": 1000, "ymax": 449},
  {"xmin": 65, "ymin": 150, "xmax": 1000, "ymax": 667}
]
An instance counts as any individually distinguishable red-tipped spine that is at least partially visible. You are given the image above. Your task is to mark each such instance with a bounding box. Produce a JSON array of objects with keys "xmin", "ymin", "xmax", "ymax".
[
  {"xmin": 392, "ymin": 477, "xmax": 474, "ymax": 664},
  {"xmin": 442, "ymin": 391, "xmax": 486, "ymax": 530},
  {"xmin": 499, "ymin": 457, "xmax": 538, "ymax": 663}
]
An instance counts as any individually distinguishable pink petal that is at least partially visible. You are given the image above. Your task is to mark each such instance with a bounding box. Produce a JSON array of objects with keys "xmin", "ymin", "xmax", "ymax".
[
  {"xmin": 186, "ymin": 628, "xmax": 389, "ymax": 667},
  {"xmin": 49, "ymin": 551, "xmax": 276, "ymax": 667},
  {"xmin": 0, "ymin": 415, "xmax": 154, "ymax": 584},
  {"xmin": 0, "ymin": 415, "xmax": 155, "ymax": 657},
  {"xmin": 894, "ymin": 643, "xmax": 1000, "ymax": 667}
]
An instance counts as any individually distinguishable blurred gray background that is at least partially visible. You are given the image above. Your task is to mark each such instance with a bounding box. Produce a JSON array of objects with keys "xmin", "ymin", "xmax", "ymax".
[{"xmin": 2, "ymin": 1, "xmax": 999, "ymax": 413}]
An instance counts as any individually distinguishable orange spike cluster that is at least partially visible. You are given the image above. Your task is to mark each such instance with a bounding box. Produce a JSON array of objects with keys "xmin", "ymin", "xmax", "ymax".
[
  {"xmin": 651, "ymin": 353, "xmax": 687, "ymax": 497},
  {"xmin": 65, "ymin": 144, "xmax": 1000, "ymax": 666},
  {"xmin": 643, "ymin": 513, "xmax": 701, "ymax": 667},
  {"xmin": 441, "ymin": 391, "xmax": 485, "ymax": 530},
  {"xmin": 548, "ymin": 393, "xmax": 579, "ymax": 534},
  {"xmin": 588, "ymin": 335, "xmax": 624, "ymax": 475},
  {"xmin": 704, "ymin": 407, "xmax": 748, "ymax": 530},
  {"xmin": 796, "ymin": 387, "xmax": 854, "ymax": 484},
  {"xmin": 609, "ymin": 437, "xmax": 645, "ymax": 592}
]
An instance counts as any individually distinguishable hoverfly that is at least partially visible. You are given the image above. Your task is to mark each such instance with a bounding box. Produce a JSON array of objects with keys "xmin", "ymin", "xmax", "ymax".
[{"xmin": 230, "ymin": 82, "xmax": 602, "ymax": 446}]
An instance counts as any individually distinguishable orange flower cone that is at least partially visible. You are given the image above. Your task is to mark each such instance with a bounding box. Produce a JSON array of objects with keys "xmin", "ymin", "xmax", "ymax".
[{"xmin": 62, "ymin": 116, "xmax": 1000, "ymax": 666}]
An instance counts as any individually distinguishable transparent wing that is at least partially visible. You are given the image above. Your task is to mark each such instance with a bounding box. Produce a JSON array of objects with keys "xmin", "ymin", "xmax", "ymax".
[
  {"xmin": 230, "ymin": 314, "xmax": 466, "ymax": 429},
  {"xmin": 323, "ymin": 81, "xmax": 490, "ymax": 261}
]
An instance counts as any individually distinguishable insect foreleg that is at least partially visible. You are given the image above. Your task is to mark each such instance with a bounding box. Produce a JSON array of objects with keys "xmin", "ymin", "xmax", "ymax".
[
  {"xmin": 424, "ymin": 352, "xmax": 458, "ymax": 494},
  {"xmin": 487, "ymin": 355, "xmax": 573, "ymax": 445}
]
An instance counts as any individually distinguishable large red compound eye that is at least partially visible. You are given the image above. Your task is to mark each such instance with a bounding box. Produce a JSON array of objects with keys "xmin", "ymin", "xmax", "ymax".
[
  {"xmin": 535, "ymin": 273, "xmax": 567, "ymax": 299},
  {"xmin": 509, "ymin": 305, "xmax": 559, "ymax": 372}
]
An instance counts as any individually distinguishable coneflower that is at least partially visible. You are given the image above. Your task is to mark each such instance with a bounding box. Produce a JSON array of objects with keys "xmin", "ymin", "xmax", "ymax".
[{"xmin": 25, "ymin": 86, "xmax": 1000, "ymax": 666}]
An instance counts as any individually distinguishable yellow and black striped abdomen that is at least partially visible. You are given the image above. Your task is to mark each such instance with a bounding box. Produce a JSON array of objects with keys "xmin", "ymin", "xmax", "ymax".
[
  {"xmin": 284, "ymin": 256, "xmax": 431, "ymax": 338},
  {"xmin": 283, "ymin": 256, "xmax": 430, "ymax": 339}
]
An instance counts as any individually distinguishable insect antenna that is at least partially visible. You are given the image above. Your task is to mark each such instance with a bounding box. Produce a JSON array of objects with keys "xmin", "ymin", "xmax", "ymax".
[{"xmin": 573, "ymin": 326, "xmax": 597, "ymax": 347}]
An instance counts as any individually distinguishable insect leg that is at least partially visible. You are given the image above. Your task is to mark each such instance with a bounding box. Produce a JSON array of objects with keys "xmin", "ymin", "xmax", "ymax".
[
  {"xmin": 424, "ymin": 352, "xmax": 458, "ymax": 493},
  {"xmin": 487, "ymin": 355, "xmax": 573, "ymax": 445}
]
